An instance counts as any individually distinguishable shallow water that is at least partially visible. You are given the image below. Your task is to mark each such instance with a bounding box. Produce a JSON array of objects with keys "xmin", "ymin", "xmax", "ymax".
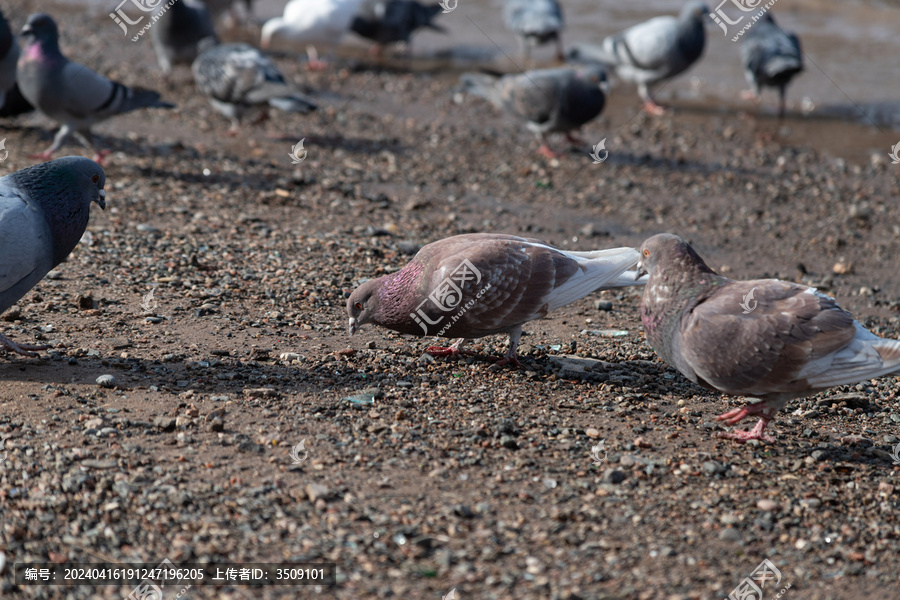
[{"xmin": 67, "ymin": 0, "xmax": 900, "ymax": 161}]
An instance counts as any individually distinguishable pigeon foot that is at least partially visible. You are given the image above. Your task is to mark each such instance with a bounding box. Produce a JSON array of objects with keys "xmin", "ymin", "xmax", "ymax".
[
  {"xmin": 538, "ymin": 144, "xmax": 561, "ymax": 159},
  {"xmin": 716, "ymin": 418, "xmax": 776, "ymax": 444},
  {"xmin": 740, "ymin": 89, "xmax": 761, "ymax": 102},
  {"xmin": 92, "ymin": 150, "xmax": 111, "ymax": 166},
  {"xmin": 714, "ymin": 399, "xmax": 773, "ymax": 426},
  {"xmin": 642, "ymin": 100, "xmax": 667, "ymax": 116},
  {"xmin": 492, "ymin": 355, "xmax": 522, "ymax": 368},
  {"xmin": 0, "ymin": 332, "xmax": 48, "ymax": 358},
  {"xmin": 426, "ymin": 345, "xmax": 461, "ymax": 358}
]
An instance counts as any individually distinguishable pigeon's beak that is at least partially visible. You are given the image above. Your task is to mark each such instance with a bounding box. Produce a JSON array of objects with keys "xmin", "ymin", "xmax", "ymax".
[
  {"xmin": 349, "ymin": 317, "xmax": 358, "ymax": 336},
  {"xmin": 95, "ymin": 189, "xmax": 106, "ymax": 210},
  {"xmin": 21, "ymin": 24, "xmax": 32, "ymax": 35},
  {"xmin": 636, "ymin": 259, "xmax": 647, "ymax": 280}
]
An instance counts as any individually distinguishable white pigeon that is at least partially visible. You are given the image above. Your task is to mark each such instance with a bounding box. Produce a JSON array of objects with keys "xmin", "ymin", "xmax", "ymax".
[{"xmin": 260, "ymin": 0, "xmax": 367, "ymax": 70}]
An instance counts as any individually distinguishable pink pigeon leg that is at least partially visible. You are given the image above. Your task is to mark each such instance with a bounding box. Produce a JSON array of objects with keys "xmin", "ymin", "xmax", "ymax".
[
  {"xmin": 305, "ymin": 45, "xmax": 329, "ymax": 71},
  {"xmin": 492, "ymin": 327, "xmax": 522, "ymax": 368},
  {"xmin": 716, "ymin": 417, "xmax": 776, "ymax": 444},
  {"xmin": 0, "ymin": 332, "xmax": 48, "ymax": 358},
  {"xmin": 426, "ymin": 338, "xmax": 467, "ymax": 358},
  {"xmin": 715, "ymin": 399, "xmax": 778, "ymax": 443}
]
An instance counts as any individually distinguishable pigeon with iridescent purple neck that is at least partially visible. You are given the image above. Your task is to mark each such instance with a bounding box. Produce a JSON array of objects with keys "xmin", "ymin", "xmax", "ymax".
[
  {"xmin": 347, "ymin": 233, "xmax": 645, "ymax": 367},
  {"xmin": 637, "ymin": 233, "xmax": 900, "ymax": 443}
]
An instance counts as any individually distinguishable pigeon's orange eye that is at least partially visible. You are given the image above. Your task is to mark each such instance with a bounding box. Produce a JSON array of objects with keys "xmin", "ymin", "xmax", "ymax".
[
  {"xmin": 643, "ymin": 249, "xmax": 650, "ymax": 257},
  {"xmin": 91, "ymin": 175, "xmax": 99, "ymax": 183},
  {"xmin": 354, "ymin": 302, "xmax": 362, "ymax": 310}
]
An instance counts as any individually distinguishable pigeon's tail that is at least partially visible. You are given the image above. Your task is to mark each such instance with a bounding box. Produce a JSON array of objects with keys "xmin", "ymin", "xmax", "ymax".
[
  {"xmin": 801, "ymin": 323, "xmax": 900, "ymax": 390},
  {"xmin": 566, "ymin": 42, "xmax": 618, "ymax": 68},
  {"xmin": 268, "ymin": 94, "xmax": 317, "ymax": 114},
  {"xmin": 545, "ymin": 247, "xmax": 643, "ymax": 312},
  {"xmin": 113, "ymin": 85, "xmax": 176, "ymax": 114},
  {"xmin": 460, "ymin": 72, "xmax": 502, "ymax": 104},
  {"xmin": 420, "ymin": 5, "xmax": 446, "ymax": 32},
  {"xmin": 763, "ymin": 55, "xmax": 803, "ymax": 79}
]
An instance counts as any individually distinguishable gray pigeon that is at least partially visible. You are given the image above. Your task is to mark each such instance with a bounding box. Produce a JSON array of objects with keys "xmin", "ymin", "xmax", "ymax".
[
  {"xmin": 0, "ymin": 8, "xmax": 20, "ymax": 109},
  {"xmin": 503, "ymin": 0, "xmax": 564, "ymax": 61},
  {"xmin": 460, "ymin": 64, "xmax": 608, "ymax": 158},
  {"xmin": 347, "ymin": 233, "xmax": 645, "ymax": 366},
  {"xmin": 0, "ymin": 157, "xmax": 105, "ymax": 357},
  {"xmin": 192, "ymin": 42, "xmax": 317, "ymax": 133},
  {"xmin": 567, "ymin": 2, "xmax": 708, "ymax": 115},
  {"xmin": 350, "ymin": 0, "xmax": 445, "ymax": 55},
  {"xmin": 740, "ymin": 12, "xmax": 803, "ymax": 117},
  {"xmin": 17, "ymin": 13, "xmax": 176, "ymax": 163},
  {"xmin": 151, "ymin": 0, "xmax": 219, "ymax": 76},
  {"xmin": 637, "ymin": 234, "xmax": 900, "ymax": 443}
]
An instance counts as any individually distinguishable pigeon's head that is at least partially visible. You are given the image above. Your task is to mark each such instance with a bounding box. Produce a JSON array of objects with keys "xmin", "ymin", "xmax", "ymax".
[
  {"xmin": 21, "ymin": 13, "xmax": 59, "ymax": 47},
  {"xmin": 683, "ymin": 2, "xmax": 711, "ymax": 21},
  {"xmin": 637, "ymin": 233, "xmax": 714, "ymax": 280},
  {"xmin": 347, "ymin": 278, "xmax": 382, "ymax": 336},
  {"xmin": 51, "ymin": 156, "xmax": 107, "ymax": 211},
  {"xmin": 578, "ymin": 64, "xmax": 610, "ymax": 95}
]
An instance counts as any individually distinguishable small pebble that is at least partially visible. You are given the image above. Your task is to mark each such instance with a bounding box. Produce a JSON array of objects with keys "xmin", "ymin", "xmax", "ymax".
[{"xmin": 96, "ymin": 374, "xmax": 116, "ymax": 388}]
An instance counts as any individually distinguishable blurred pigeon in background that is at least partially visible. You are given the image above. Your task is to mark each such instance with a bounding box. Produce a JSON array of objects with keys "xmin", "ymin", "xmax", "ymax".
[
  {"xmin": 460, "ymin": 64, "xmax": 608, "ymax": 158},
  {"xmin": 192, "ymin": 42, "xmax": 317, "ymax": 133},
  {"xmin": 503, "ymin": 0, "xmax": 564, "ymax": 62},
  {"xmin": 348, "ymin": 233, "xmax": 645, "ymax": 366},
  {"xmin": 637, "ymin": 233, "xmax": 900, "ymax": 443},
  {"xmin": 0, "ymin": 157, "xmax": 105, "ymax": 357},
  {"xmin": 261, "ymin": 0, "xmax": 367, "ymax": 69},
  {"xmin": 151, "ymin": 0, "xmax": 219, "ymax": 76},
  {"xmin": 17, "ymin": 13, "xmax": 175, "ymax": 163},
  {"xmin": 203, "ymin": 0, "xmax": 254, "ymax": 27},
  {"xmin": 567, "ymin": 2, "xmax": 708, "ymax": 115},
  {"xmin": 0, "ymin": 8, "xmax": 20, "ymax": 109},
  {"xmin": 350, "ymin": 0, "xmax": 445, "ymax": 56},
  {"xmin": 740, "ymin": 12, "xmax": 803, "ymax": 117}
]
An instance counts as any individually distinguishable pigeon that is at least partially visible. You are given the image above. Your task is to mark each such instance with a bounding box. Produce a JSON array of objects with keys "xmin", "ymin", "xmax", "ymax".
[
  {"xmin": 740, "ymin": 12, "xmax": 803, "ymax": 117},
  {"xmin": 503, "ymin": 0, "xmax": 564, "ymax": 62},
  {"xmin": 0, "ymin": 157, "xmax": 105, "ymax": 357},
  {"xmin": 203, "ymin": 0, "xmax": 254, "ymax": 26},
  {"xmin": 192, "ymin": 42, "xmax": 317, "ymax": 133},
  {"xmin": 460, "ymin": 64, "xmax": 608, "ymax": 158},
  {"xmin": 17, "ymin": 13, "xmax": 176, "ymax": 163},
  {"xmin": 637, "ymin": 233, "xmax": 900, "ymax": 443},
  {"xmin": 261, "ymin": 0, "xmax": 367, "ymax": 70},
  {"xmin": 151, "ymin": 0, "xmax": 219, "ymax": 76},
  {"xmin": 0, "ymin": 8, "xmax": 20, "ymax": 109},
  {"xmin": 347, "ymin": 233, "xmax": 645, "ymax": 366},
  {"xmin": 350, "ymin": 0, "xmax": 445, "ymax": 56},
  {"xmin": 567, "ymin": 2, "xmax": 708, "ymax": 115}
]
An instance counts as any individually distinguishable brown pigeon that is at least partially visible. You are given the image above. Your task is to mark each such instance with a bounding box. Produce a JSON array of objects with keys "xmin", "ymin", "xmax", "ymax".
[
  {"xmin": 637, "ymin": 233, "xmax": 900, "ymax": 443},
  {"xmin": 347, "ymin": 233, "xmax": 645, "ymax": 366}
]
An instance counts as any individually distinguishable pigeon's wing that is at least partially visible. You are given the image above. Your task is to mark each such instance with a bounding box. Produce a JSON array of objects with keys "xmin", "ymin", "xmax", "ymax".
[
  {"xmin": 193, "ymin": 44, "xmax": 276, "ymax": 103},
  {"xmin": 741, "ymin": 22, "xmax": 803, "ymax": 82},
  {"xmin": 54, "ymin": 62, "xmax": 118, "ymax": 120},
  {"xmin": 495, "ymin": 69, "xmax": 571, "ymax": 125},
  {"xmin": 0, "ymin": 189, "xmax": 53, "ymax": 313},
  {"xmin": 413, "ymin": 234, "xmax": 638, "ymax": 338},
  {"xmin": 678, "ymin": 280, "xmax": 858, "ymax": 396},
  {"xmin": 609, "ymin": 16, "xmax": 679, "ymax": 71}
]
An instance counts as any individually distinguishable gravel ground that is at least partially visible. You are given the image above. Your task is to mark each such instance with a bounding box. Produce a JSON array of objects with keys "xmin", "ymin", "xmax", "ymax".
[{"xmin": 1, "ymin": 2, "xmax": 900, "ymax": 599}]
